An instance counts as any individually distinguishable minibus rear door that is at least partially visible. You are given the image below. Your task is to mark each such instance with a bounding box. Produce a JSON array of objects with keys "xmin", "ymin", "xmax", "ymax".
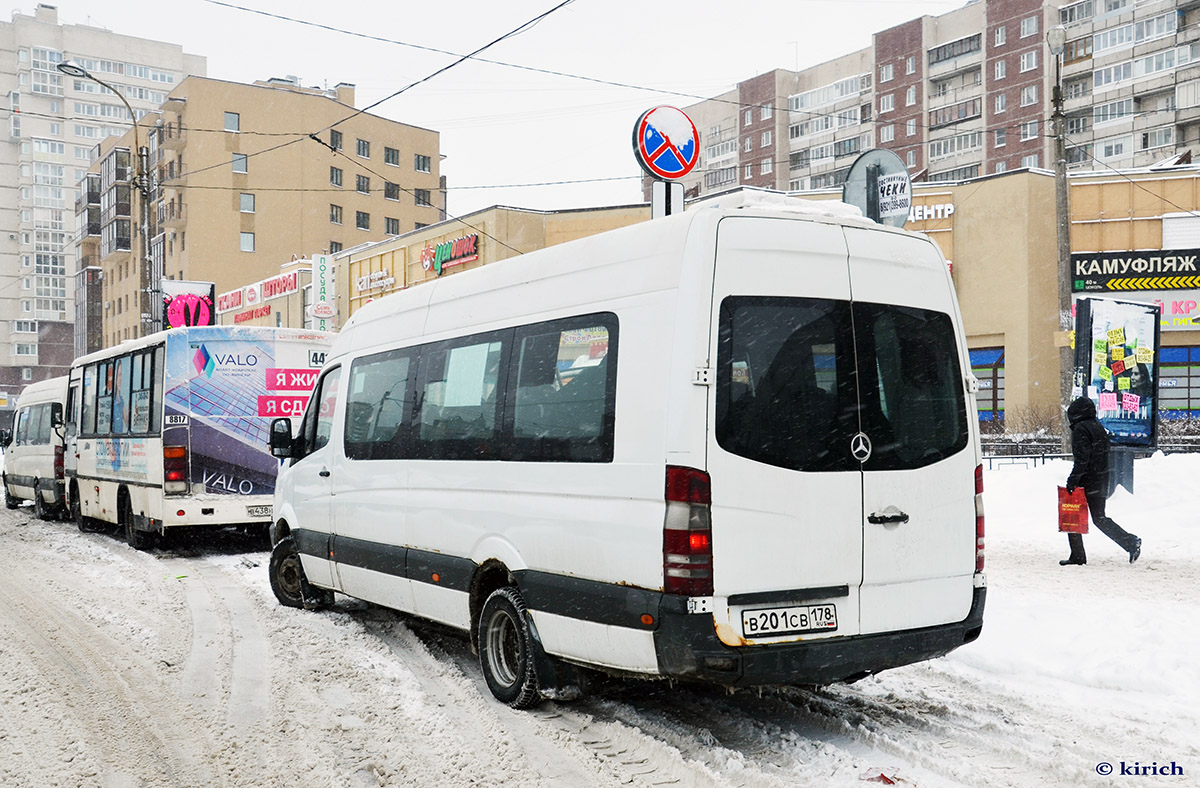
[
  {"xmin": 843, "ymin": 227, "xmax": 977, "ymax": 635},
  {"xmin": 708, "ymin": 216, "xmax": 864, "ymax": 641}
]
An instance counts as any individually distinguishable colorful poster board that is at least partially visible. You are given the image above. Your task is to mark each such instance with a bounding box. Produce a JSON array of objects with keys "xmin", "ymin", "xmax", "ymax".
[{"xmin": 1073, "ymin": 297, "xmax": 1161, "ymax": 447}]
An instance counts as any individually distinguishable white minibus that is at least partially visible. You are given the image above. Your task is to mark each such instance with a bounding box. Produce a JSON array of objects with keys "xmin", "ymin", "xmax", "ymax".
[
  {"xmin": 66, "ymin": 325, "xmax": 332, "ymax": 548},
  {"xmin": 2, "ymin": 375, "xmax": 69, "ymax": 519},
  {"xmin": 268, "ymin": 193, "xmax": 987, "ymax": 708}
]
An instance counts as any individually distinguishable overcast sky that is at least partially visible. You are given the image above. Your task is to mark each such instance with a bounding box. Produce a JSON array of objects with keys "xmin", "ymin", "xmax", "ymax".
[{"xmin": 54, "ymin": 0, "xmax": 966, "ymax": 217}]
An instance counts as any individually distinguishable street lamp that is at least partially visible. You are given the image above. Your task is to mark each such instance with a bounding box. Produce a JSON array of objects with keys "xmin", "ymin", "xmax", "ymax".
[
  {"xmin": 58, "ymin": 60, "xmax": 156, "ymax": 338},
  {"xmin": 1046, "ymin": 24, "xmax": 1072, "ymax": 448}
]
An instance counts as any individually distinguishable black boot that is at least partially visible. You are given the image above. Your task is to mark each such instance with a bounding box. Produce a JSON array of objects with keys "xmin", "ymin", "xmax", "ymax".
[
  {"xmin": 1059, "ymin": 557, "xmax": 1086, "ymax": 566},
  {"xmin": 1129, "ymin": 538, "xmax": 1142, "ymax": 564}
]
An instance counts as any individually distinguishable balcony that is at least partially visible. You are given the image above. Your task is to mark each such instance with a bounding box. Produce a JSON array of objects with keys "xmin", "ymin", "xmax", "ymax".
[
  {"xmin": 157, "ymin": 125, "xmax": 186, "ymax": 150},
  {"xmin": 158, "ymin": 201, "xmax": 186, "ymax": 228}
]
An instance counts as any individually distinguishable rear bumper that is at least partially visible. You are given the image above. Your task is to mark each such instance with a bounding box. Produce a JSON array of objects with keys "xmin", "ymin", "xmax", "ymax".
[{"xmin": 654, "ymin": 586, "xmax": 986, "ymax": 686}]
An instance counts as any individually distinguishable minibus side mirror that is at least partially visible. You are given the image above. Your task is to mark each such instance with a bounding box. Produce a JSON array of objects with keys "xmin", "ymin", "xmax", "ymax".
[
  {"xmin": 0, "ymin": 429, "xmax": 10, "ymax": 448},
  {"xmin": 51, "ymin": 403, "xmax": 64, "ymax": 431},
  {"xmin": 269, "ymin": 417, "xmax": 293, "ymax": 458}
]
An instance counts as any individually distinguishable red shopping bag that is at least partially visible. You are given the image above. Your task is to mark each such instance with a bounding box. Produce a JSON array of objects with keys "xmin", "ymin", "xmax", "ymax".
[{"xmin": 1058, "ymin": 486, "xmax": 1089, "ymax": 534}]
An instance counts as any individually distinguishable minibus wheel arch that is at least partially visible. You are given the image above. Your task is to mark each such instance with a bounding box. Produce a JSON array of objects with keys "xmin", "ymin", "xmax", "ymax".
[{"xmin": 469, "ymin": 560, "xmax": 515, "ymax": 654}]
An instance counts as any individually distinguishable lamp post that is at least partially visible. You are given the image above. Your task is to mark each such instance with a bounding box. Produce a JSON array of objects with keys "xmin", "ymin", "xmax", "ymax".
[
  {"xmin": 1046, "ymin": 24, "xmax": 1072, "ymax": 449},
  {"xmin": 58, "ymin": 61, "xmax": 156, "ymax": 339}
]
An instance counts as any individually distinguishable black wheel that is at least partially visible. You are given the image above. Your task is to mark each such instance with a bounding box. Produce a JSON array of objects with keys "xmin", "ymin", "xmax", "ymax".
[
  {"xmin": 4, "ymin": 476, "xmax": 17, "ymax": 510},
  {"xmin": 478, "ymin": 586, "xmax": 541, "ymax": 709},
  {"xmin": 123, "ymin": 497, "xmax": 154, "ymax": 551},
  {"xmin": 269, "ymin": 535, "xmax": 333, "ymax": 610},
  {"xmin": 33, "ymin": 484, "xmax": 49, "ymax": 521}
]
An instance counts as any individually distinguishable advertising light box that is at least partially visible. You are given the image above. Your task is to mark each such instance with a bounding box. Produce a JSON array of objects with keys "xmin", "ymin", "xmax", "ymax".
[{"xmin": 1073, "ymin": 297, "xmax": 1162, "ymax": 447}]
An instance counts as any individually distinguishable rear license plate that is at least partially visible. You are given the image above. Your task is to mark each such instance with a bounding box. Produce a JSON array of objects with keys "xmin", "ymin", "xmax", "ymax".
[
  {"xmin": 246, "ymin": 505, "xmax": 272, "ymax": 518},
  {"xmin": 741, "ymin": 604, "xmax": 838, "ymax": 638}
]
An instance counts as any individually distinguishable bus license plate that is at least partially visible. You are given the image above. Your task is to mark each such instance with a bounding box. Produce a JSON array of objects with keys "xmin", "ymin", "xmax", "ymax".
[
  {"xmin": 246, "ymin": 505, "xmax": 272, "ymax": 518},
  {"xmin": 741, "ymin": 604, "xmax": 838, "ymax": 638}
]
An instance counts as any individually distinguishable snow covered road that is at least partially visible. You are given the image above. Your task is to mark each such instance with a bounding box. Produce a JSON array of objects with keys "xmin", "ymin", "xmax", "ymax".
[{"xmin": 1, "ymin": 453, "xmax": 1197, "ymax": 787}]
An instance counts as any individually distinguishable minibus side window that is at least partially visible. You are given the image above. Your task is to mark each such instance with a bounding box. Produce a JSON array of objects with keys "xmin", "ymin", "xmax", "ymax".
[
  {"xmin": 416, "ymin": 335, "xmax": 506, "ymax": 459},
  {"xmin": 81, "ymin": 364, "xmax": 97, "ymax": 436},
  {"xmin": 345, "ymin": 349, "xmax": 414, "ymax": 461},
  {"xmin": 150, "ymin": 347, "xmax": 164, "ymax": 433},
  {"xmin": 35, "ymin": 404, "xmax": 53, "ymax": 445},
  {"xmin": 507, "ymin": 313, "xmax": 618, "ymax": 463},
  {"xmin": 295, "ymin": 366, "xmax": 341, "ymax": 461},
  {"xmin": 130, "ymin": 349, "xmax": 155, "ymax": 434},
  {"xmin": 27, "ymin": 404, "xmax": 45, "ymax": 446},
  {"xmin": 96, "ymin": 361, "xmax": 114, "ymax": 435},
  {"xmin": 14, "ymin": 408, "xmax": 30, "ymax": 446},
  {"xmin": 111, "ymin": 355, "xmax": 132, "ymax": 435}
]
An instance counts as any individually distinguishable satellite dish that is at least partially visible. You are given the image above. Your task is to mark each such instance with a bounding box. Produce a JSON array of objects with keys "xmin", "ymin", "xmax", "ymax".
[{"xmin": 842, "ymin": 148, "xmax": 912, "ymax": 229}]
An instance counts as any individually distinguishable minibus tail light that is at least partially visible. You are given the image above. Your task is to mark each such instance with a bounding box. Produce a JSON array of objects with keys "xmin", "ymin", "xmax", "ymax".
[
  {"xmin": 975, "ymin": 464, "xmax": 985, "ymax": 572},
  {"xmin": 53, "ymin": 444, "xmax": 64, "ymax": 479},
  {"xmin": 664, "ymin": 466, "xmax": 713, "ymax": 596},
  {"xmin": 164, "ymin": 445, "xmax": 188, "ymax": 494}
]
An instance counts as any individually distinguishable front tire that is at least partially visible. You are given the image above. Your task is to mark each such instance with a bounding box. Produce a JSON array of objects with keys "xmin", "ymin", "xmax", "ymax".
[
  {"xmin": 33, "ymin": 484, "xmax": 49, "ymax": 520},
  {"xmin": 269, "ymin": 535, "xmax": 332, "ymax": 610},
  {"xmin": 478, "ymin": 586, "xmax": 541, "ymax": 709},
  {"xmin": 4, "ymin": 476, "xmax": 18, "ymax": 510}
]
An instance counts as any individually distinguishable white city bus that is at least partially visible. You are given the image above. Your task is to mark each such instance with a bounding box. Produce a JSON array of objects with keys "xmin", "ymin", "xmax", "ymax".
[
  {"xmin": 268, "ymin": 193, "xmax": 987, "ymax": 708},
  {"xmin": 67, "ymin": 325, "xmax": 332, "ymax": 548}
]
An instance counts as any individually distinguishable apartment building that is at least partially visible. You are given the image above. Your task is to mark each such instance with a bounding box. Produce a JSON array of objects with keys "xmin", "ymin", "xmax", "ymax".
[
  {"xmin": 648, "ymin": 0, "xmax": 1200, "ymax": 198},
  {"xmin": 0, "ymin": 3, "xmax": 205, "ymax": 396},
  {"xmin": 80, "ymin": 75, "xmax": 444, "ymax": 349}
]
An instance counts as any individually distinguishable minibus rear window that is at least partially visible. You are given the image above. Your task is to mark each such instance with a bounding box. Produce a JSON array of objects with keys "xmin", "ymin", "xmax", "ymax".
[{"xmin": 716, "ymin": 297, "xmax": 967, "ymax": 472}]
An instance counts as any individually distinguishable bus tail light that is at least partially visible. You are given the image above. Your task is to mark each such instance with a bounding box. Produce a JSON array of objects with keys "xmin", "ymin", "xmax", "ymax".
[
  {"xmin": 664, "ymin": 466, "xmax": 713, "ymax": 596},
  {"xmin": 164, "ymin": 446, "xmax": 188, "ymax": 494},
  {"xmin": 975, "ymin": 464, "xmax": 985, "ymax": 572},
  {"xmin": 53, "ymin": 444, "xmax": 64, "ymax": 480}
]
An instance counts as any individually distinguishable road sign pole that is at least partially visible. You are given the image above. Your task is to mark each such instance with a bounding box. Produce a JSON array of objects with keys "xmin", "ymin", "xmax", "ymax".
[
  {"xmin": 652, "ymin": 180, "xmax": 685, "ymax": 219},
  {"xmin": 866, "ymin": 164, "xmax": 880, "ymax": 224}
]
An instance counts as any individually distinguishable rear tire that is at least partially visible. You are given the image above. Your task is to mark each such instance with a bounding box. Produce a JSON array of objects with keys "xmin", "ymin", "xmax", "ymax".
[
  {"xmin": 123, "ymin": 497, "xmax": 154, "ymax": 551},
  {"xmin": 34, "ymin": 484, "xmax": 49, "ymax": 520},
  {"xmin": 478, "ymin": 586, "xmax": 541, "ymax": 709},
  {"xmin": 4, "ymin": 477, "xmax": 18, "ymax": 510},
  {"xmin": 269, "ymin": 535, "xmax": 332, "ymax": 610}
]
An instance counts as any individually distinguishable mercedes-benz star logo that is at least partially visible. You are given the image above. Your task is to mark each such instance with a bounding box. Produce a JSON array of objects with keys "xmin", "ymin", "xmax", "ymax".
[{"xmin": 850, "ymin": 432, "xmax": 872, "ymax": 462}]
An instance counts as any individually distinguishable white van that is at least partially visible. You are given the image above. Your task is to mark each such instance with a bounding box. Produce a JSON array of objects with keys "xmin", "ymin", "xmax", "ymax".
[
  {"xmin": 268, "ymin": 193, "xmax": 987, "ymax": 708},
  {"xmin": 2, "ymin": 375, "xmax": 69, "ymax": 519}
]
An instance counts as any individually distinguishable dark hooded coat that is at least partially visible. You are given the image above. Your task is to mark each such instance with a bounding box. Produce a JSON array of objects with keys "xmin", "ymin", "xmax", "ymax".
[{"xmin": 1066, "ymin": 396, "xmax": 1109, "ymax": 496}]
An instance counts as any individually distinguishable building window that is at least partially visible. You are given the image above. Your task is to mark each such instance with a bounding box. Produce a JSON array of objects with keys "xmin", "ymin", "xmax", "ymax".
[
  {"xmin": 761, "ymin": 158, "xmax": 772, "ymax": 175},
  {"xmin": 995, "ymin": 25, "xmax": 1006, "ymax": 47},
  {"xmin": 995, "ymin": 161, "xmax": 1007, "ymax": 173},
  {"xmin": 995, "ymin": 93, "xmax": 1007, "ymax": 113},
  {"xmin": 1021, "ymin": 153, "xmax": 1039, "ymax": 168},
  {"xmin": 355, "ymin": 210, "xmax": 370, "ymax": 230},
  {"xmin": 232, "ymin": 153, "xmax": 247, "ymax": 173},
  {"xmin": 761, "ymin": 130, "xmax": 772, "ymax": 147},
  {"xmin": 880, "ymin": 64, "xmax": 894, "ymax": 82},
  {"xmin": 356, "ymin": 174, "xmax": 370, "ymax": 194},
  {"xmin": 356, "ymin": 138, "xmax": 370, "ymax": 158},
  {"xmin": 906, "ymin": 150, "xmax": 916, "ymax": 167},
  {"xmin": 906, "ymin": 56, "xmax": 915, "ymax": 74},
  {"xmin": 744, "ymin": 109, "xmax": 752, "ymax": 126},
  {"xmin": 239, "ymin": 193, "xmax": 254, "ymax": 213},
  {"xmin": 240, "ymin": 232, "xmax": 255, "ymax": 252},
  {"xmin": 330, "ymin": 166, "xmax": 343, "ymax": 187},
  {"xmin": 384, "ymin": 181, "xmax": 400, "ymax": 200},
  {"xmin": 414, "ymin": 189, "xmax": 431, "ymax": 207},
  {"xmin": 995, "ymin": 128, "xmax": 1007, "ymax": 147},
  {"xmin": 385, "ymin": 217, "xmax": 400, "ymax": 235},
  {"xmin": 1019, "ymin": 51, "xmax": 1038, "ymax": 72},
  {"xmin": 760, "ymin": 104, "xmax": 772, "ymax": 120},
  {"xmin": 744, "ymin": 163, "xmax": 753, "ymax": 179},
  {"xmin": 1020, "ymin": 85, "xmax": 1038, "ymax": 106},
  {"xmin": 384, "ymin": 146, "xmax": 399, "ymax": 166},
  {"xmin": 1020, "ymin": 16, "xmax": 1039, "ymax": 38},
  {"xmin": 880, "ymin": 94, "xmax": 894, "ymax": 113},
  {"xmin": 330, "ymin": 241, "xmax": 343, "ymax": 253},
  {"xmin": 414, "ymin": 154, "xmax": 431, "ymax": 173},
  {"xmin": 15, "ymin": 343, "xmax": 36, "ymax": 356},
  {"xmin": 906, "ymin": 86, "xmax": 916, "ymax": 106},
  {"xmin": 881, "ymin": 125, "xmax": 895, "ymax": 143},
  {"xmin": 331, "ymin": 129, "xmax": 343, "ymax": 150},
  {"xmin": 1020, "ymin": 120, "xmax": 1038, "ymax": 141},
  {"xmin": 223, "ymin": 111, "xmax": 240, "ymax": 132},
  {"xmin": 744, "ymin": 137, "xmax": 753, "ymax": 152},
  {"xmin": 907, "ymin": 118, "xmax": 917, "ymax": 136},
  {"xmin": 22, "ymin": 368, "xmax": 32, "ymax": 381},
  {"xmin": 330, "ymin": 204, "xmax": 343, "ymax": 224},
  {"xmin": 995, "ymin": 61, "xmax": 1007, "ymax": 80}
]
